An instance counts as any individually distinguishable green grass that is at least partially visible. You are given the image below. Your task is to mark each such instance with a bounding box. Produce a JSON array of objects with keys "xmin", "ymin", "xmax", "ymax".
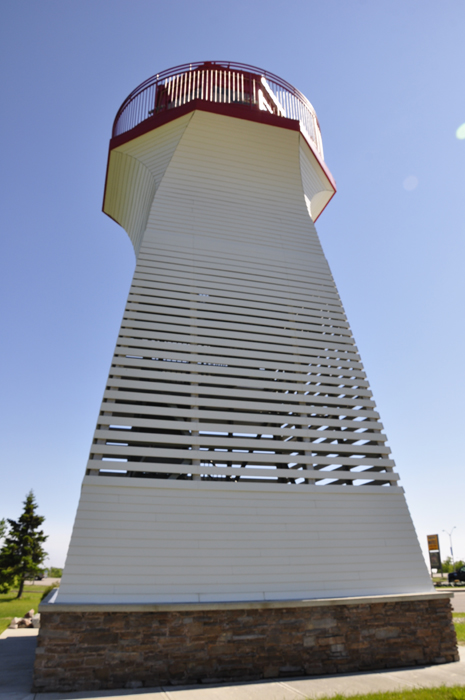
[
  {"xmin": 452, "ymin": 613, "xmax": 465, "ymax": 643},
  {"xmin": 0, "ymin": 585, "xmax": 49, "ymax": 634},
  {"xmin": 308, "ymin": 688, "xmax": 465, "ymax": 700},
  {"xmin": 455, "ymin": 623, "xmax": 465, "ymax": 643}
]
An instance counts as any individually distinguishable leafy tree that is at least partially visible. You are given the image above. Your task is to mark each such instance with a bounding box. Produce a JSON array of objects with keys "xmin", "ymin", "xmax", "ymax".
[
  {"xmin": 0, "ymin": 518, "xmax": 7, "ymax": 540},
  {"xmin": 441, "ymin": 556, "xmax": 465, "ymax": 573},
  {"xmin": 0, "ymin": 491, "xmax": 48, "ymax": 598}
]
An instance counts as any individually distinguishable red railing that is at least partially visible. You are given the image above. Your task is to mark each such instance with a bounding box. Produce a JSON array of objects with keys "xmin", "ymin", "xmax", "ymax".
[{"xmin": 112, "ymin": 61, "xmax": 324, "ymax": 159}]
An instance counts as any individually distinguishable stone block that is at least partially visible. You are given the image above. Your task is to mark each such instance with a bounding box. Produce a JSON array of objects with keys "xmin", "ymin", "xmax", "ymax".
[
  {"xmin": 32, "ymin": 596, "xmax": 459, "ymax": 692},
  {"xmin": 375, "ymin": 627, "xmax": 400, "ymax": 639},
  {"xmin": 17, "ymin": 618, "xmax": 32, "ymax": 628}
]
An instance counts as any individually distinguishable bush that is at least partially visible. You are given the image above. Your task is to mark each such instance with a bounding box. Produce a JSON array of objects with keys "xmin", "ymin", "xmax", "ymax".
[{"xmin": 49, "ymin": 567, "xmax": 63, "ymax": 578}]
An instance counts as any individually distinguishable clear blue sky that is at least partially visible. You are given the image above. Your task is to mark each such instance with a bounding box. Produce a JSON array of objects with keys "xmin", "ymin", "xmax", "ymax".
[{"xmin": 1, "ymin": 0, "xmax": 464, "ymax": 568}]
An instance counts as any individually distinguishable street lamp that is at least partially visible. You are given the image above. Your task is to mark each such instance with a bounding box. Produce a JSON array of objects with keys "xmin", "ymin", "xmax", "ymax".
[{"xmin": 443, "ymin": 527, "xmax": 456, "ymax": 571}]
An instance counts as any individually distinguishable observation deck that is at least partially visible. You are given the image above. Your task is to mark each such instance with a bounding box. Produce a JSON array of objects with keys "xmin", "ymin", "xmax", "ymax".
[
  {"xmin": 111, "ymin": 62, "xmax": 330, "ymax": 166},
  {"xmin": 104, "ymin": 61, "xmax": 335, "ymax": 231}
]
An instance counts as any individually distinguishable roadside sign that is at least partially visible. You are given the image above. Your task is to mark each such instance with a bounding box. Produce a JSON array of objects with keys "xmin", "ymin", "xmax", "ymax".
[{"xmin": 427, "ymin": 534, "xmax": 441, "ymax": 573}]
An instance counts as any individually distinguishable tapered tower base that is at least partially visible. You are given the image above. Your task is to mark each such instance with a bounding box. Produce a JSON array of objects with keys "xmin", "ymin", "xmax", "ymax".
[{"xmin": 33, "ymin": 592, "xmax": 458, "ymax": 692}]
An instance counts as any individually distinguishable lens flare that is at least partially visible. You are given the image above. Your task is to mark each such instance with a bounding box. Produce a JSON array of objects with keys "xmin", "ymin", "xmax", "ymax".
[
  {"xmin": 456, "ymin": 123, "xmax": 465, "ymax": 140},
  {"xmin": 403, "ymin": 175, "xmax": 418, "ymax": 191}
]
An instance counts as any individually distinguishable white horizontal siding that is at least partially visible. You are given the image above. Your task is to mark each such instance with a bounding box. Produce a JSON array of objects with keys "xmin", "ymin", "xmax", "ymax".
[
  {"xmin": 57, "ymin": 481, "xmax": 432, "ymax": 603},
  {"xmin": 59, "ymin": 109, "xmax": 431, "ymax": 603},
  {"xmin": 299, "ymin": 136, "xmax": 334, "ymax": 220},
  {"xmin": 104, "ymin": 114, "xmax": 192, "ymax": 255},
  {"xmin": 103, "ymin": 151, "xmax": 157, "ymax": 255}
]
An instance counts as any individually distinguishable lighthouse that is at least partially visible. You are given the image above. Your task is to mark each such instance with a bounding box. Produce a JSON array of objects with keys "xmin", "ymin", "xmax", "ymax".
[{"xmin": 34, "ymin": 62, "xmax": 457, "ymax": 691}]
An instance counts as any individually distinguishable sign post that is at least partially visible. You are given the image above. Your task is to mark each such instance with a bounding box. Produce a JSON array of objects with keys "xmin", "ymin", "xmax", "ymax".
[{"xmin": 427, "ymin": 534, "xmax": 441, "ymax": 575}]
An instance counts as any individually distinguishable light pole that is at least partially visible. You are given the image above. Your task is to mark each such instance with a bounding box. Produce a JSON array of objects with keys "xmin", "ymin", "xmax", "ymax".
[{"xmin": 443, "ymin": 527, "xmax": 456, "ymax": 571}]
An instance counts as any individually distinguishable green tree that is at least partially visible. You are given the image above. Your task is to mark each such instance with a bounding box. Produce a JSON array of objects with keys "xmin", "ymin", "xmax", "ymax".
[
  {"xmin": 441, "ymin": 556, "xmax": 465, "ymax": 573},
  {"xmin": 0, "ymin": 518, "xmax": 12, "ymax": 594},
  {"xmin": 0, "ymin": 491, "xmax": 48, "ymax": 599},
  {"xmin": 441, "ymin": 557, "xmax": 453, "ymax": 573}
]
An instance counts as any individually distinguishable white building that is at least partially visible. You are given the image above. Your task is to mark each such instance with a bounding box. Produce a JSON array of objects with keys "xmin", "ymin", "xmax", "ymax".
[{"xmin": 57, "ymin": 61, "xmax": 432, "ymax": 604}]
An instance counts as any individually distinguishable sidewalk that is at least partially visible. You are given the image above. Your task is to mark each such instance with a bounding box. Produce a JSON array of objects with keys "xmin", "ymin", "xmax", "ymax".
[
  {"xmin": 0, "ymin": 628, "xmax": 37, "ymax": 700},
  {"xmin": 36, "ymin": 658, "xmax": 465, "ymax": 700}
]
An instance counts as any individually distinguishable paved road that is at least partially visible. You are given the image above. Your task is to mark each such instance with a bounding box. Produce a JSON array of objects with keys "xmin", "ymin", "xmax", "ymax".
[
  {"xmin": 24, "ymin": 578, "xmax": 61, "ymax": 588},
  {"xmin": 452, "ymin": 590, "xmax": 465, "ymax": 613}
]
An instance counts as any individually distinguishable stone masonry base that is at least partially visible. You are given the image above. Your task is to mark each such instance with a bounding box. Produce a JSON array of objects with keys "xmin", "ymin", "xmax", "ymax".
[{"xmin": 33, "ymin": 594, "xmax": 459, "ymax": 692}]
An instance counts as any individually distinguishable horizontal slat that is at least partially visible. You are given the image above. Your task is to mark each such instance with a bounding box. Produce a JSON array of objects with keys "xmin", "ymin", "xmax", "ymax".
[
  {"xmin": 88, "ymin": 460, "xmax": 398, "ymax": 482},
  {"xmin": 115, "ymin": 338, "xmax": 366, "ymax": 371},
  {"xmin": 102, "ymin": 389, "xmax": 381, "ymax": 419},
  {"xmin": 136, "ymin": 259, "xmax": 338, "ymax": 295},
  {"xmin": 97, "ymin": 403, "xmax": 383, "ymax": 430},
  {"xmin": 134, "ymin": 269, "xmax": 340, "ymax": 305},
  {"xmin": 96, "ymin": 415, "xmax": 386, "ymax": 440},
  {"xmin": 95, "ymin": 429, "xmax": 390, "ymax": 456},
  {"xmin": 91, "ymin": 445, "xmax": 395, "ymax": 468},
  {"xmin": 128, "ymin": 282, "xmax": 347, "ymax": 319},
  {"xmin": 122, "ymin": 309, "xmax": 353, "ymax": 343},
  {"xmin": 125, "ymin": 302, "xmax": 352, "ymax": 336},
  {"xmin": 104, "ymin": 377, "xmax": 377, "ymax": 409},
  {"xmin": 107, "ymin": 366, "xmax": 373, "ymax": 397},
  {"xmin": 127, "ymin": 294, "xmax": 350, "ymax": 330},
  {"xmin": 113, "ymin": 355, "xmax": 369, "ymax": 387},
  {"xmin": 119, "ymin": 320, "xmax": 359, "ymax": 353}
]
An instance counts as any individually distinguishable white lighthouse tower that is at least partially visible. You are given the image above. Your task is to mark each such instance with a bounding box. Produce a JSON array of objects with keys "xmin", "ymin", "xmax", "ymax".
[{"xmin": 35, "ymin": 62, "xmax": 457, "ymax": 692}]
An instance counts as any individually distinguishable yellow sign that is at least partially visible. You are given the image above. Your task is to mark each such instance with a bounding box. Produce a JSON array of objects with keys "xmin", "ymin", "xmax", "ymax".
[{"xmin": 427, "ymin": 534, "xmax": 439, "ymax": 551}]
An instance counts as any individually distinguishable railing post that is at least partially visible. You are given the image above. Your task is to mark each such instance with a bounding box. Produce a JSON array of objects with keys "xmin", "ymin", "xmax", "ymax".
[{"xmin": 110, "ymin": 63, "xmax": 324, "ymax": 161}]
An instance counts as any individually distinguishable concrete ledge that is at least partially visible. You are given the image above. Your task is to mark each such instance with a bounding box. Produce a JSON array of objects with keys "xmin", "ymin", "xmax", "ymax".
[{"xmin": 40, "ymin": 590, "xmax": 453, "ymax": 613}]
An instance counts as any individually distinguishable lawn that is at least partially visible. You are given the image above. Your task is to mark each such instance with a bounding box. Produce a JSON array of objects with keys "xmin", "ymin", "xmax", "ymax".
[
  {"xmin": 311, "ymin": 689, "xmax": 465, "ymax": 700},
  {"xmin": 0, "ymin": 584, "xmax": 50, "ymax": 634},
  {"xmin": 453, "ymin": 614, "xmax": 465, "ymax": 643}
]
